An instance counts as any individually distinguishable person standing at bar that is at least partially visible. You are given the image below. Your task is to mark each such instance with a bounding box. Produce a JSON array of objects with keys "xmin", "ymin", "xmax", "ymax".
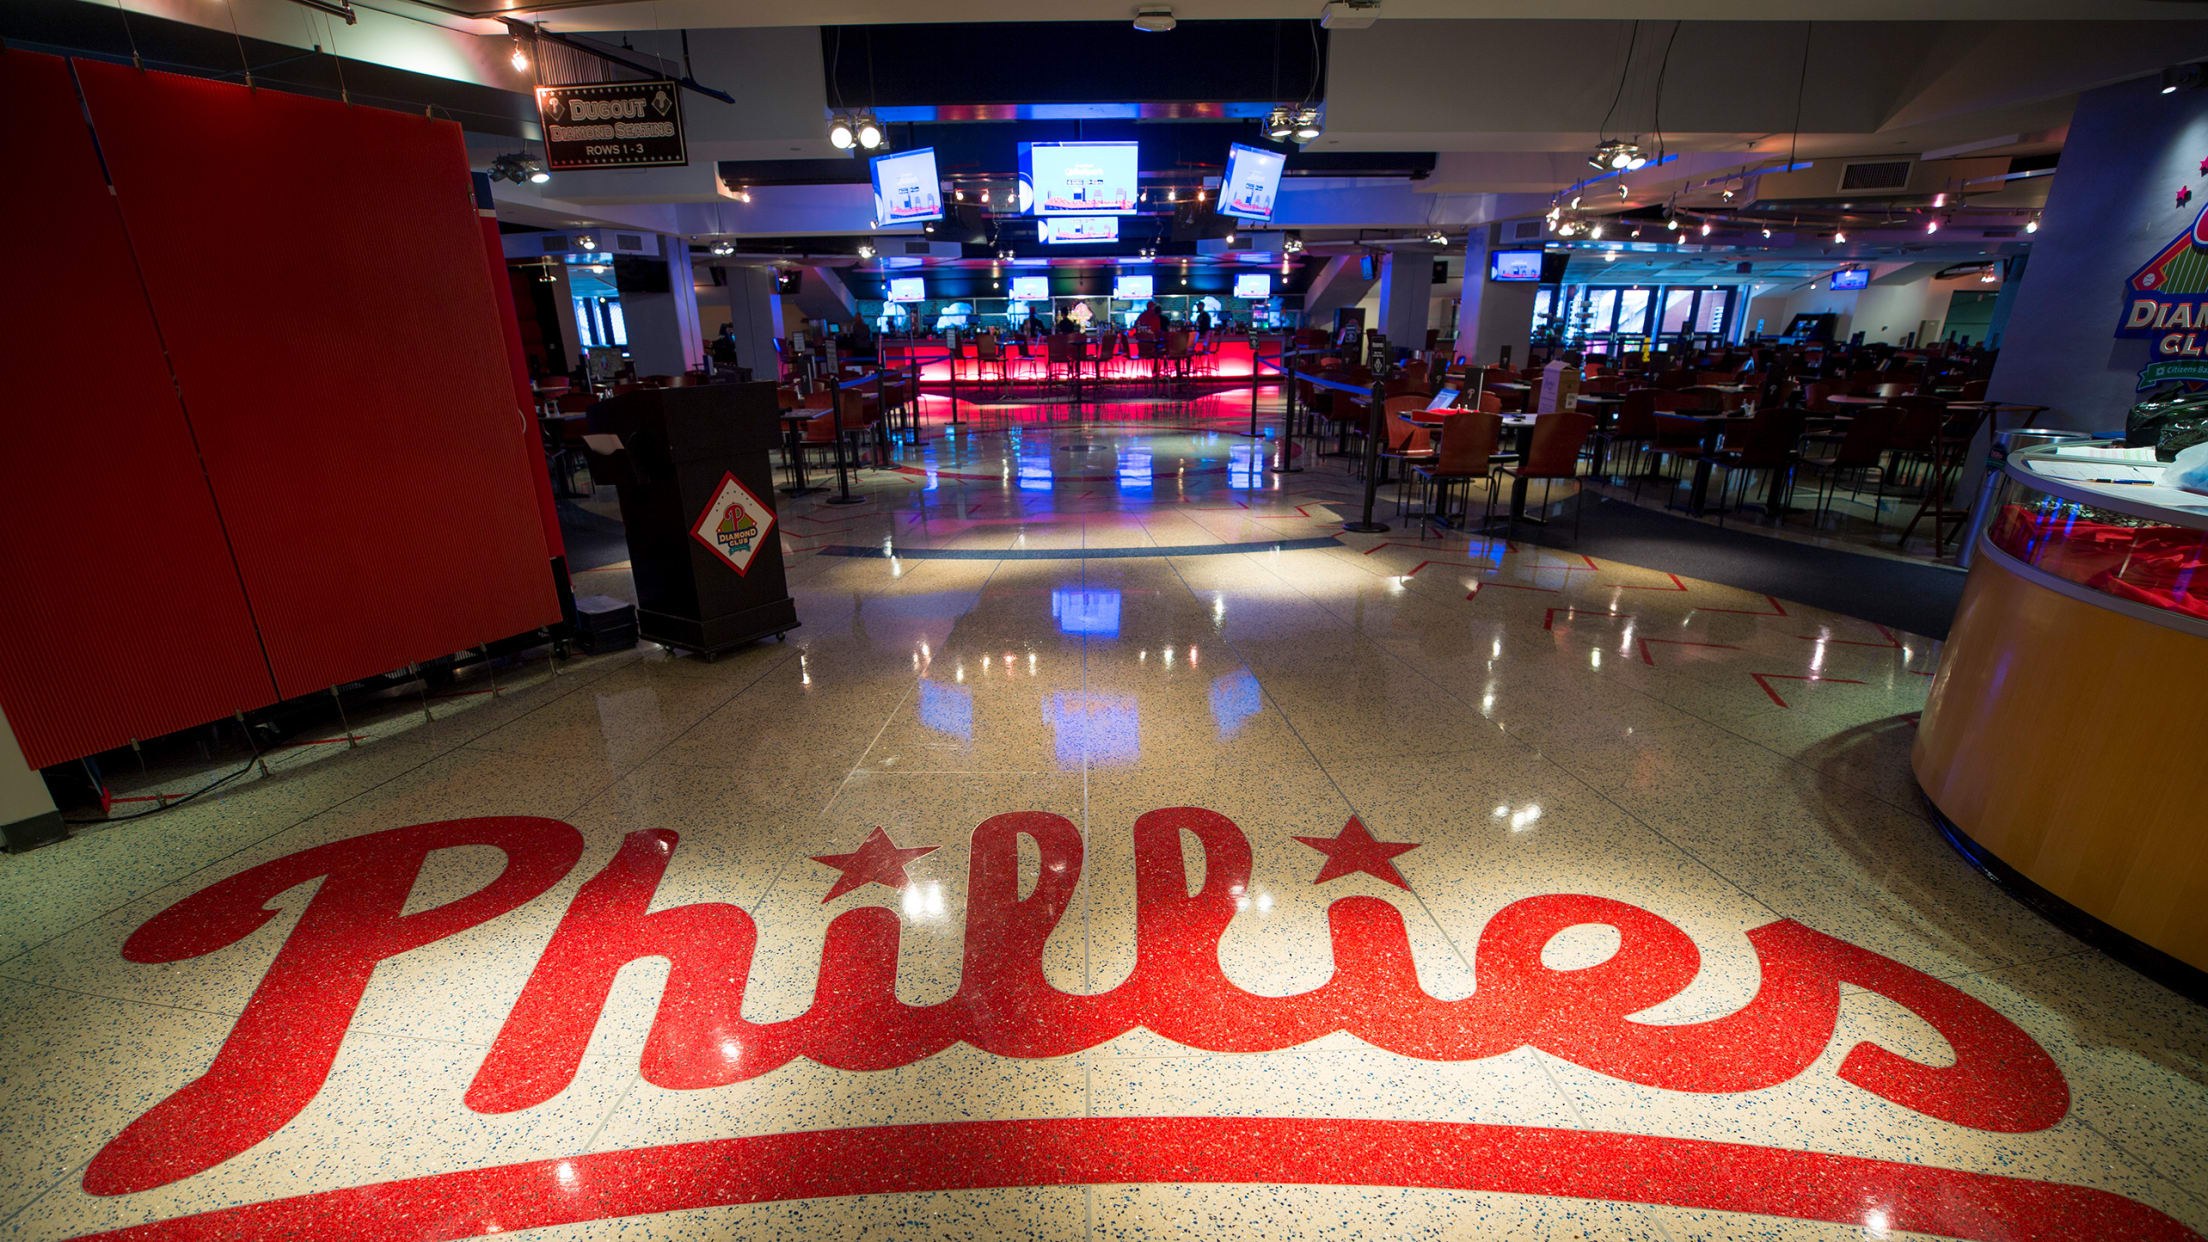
[{"xmin": 1136, "ymin": 300, "xmax": 1166, "ymax": 337}]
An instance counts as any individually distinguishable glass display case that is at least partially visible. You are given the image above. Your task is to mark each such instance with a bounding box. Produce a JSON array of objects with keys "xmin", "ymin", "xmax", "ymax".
[{"xmin": 1983, "ymin": 443, "xmax": 2208, "ymax": 625}]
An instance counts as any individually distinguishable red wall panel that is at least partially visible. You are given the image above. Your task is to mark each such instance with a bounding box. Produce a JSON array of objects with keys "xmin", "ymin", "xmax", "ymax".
[
  {"xmin": 0, "ymin": 51, "xmax": 280, "ymax": 767},
  {"xmin": 477, "ymin": 191, "xmax": 565, "ymax": 560},
  {"xmin": 74, "ymin": 62, "xmax": 560, "ymax": 698}
]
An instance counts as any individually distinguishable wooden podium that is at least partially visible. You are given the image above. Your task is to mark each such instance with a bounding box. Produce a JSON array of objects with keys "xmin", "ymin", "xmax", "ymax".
[{"xmin": 586, "ymin": 383, "xmax": 799, "ymax": 656}]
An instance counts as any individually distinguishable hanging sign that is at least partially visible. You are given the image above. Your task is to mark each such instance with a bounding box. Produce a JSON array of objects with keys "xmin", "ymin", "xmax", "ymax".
[
  {"xmin": 2115, "ymin": 199, "xmax": 2208, "ymax": 389},
  {"xmin": 536, "ymin": 80, "xmax": 687, "ymax": 171}
]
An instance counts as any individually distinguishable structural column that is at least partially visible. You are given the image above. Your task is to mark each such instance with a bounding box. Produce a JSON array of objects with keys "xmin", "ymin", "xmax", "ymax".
[
  {"xmin": 615, "ymin": 233, "xmax": 705, "ymax": 379},
  {"xmin": 1377, "ymin": 252, "xmax": 1435, "ymax": 360},
  {"xmin": 718, "ymin": 265, "xmax": 787, "ymax": 383},
  {"xmin": 1457, "ymin": 228, "xmax": 1539, "ymax": 367}
]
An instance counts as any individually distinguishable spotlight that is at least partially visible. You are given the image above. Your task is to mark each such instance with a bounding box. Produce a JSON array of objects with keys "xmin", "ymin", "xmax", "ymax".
[
  {"xmin": 857, "ymin": 243, "xmax": 876, "ymax": 259},
  {"xmin": 955, "ymin": 189, "xmax": 965, "ymax": 202},
  {"xmin": 1589, "ymin": 224, "xmax": 1604, "ymax": 239},
  {"xmin": 1980, "ymin": 267, "xmax": 1999, "ymax": 283},
  {"xmin": 1265, "ymin": 106, "xmax": 1295, "ymax": 142},
  {"xmin": 1761, "ymin": 225, "xmax": 1771, "ymax": 238},
  {"xmin": 1925, "ymin": 217, "xmax": 1939, "ymax": 234},
  {"xmin": 1292, "ymin": 107, "xmax": 1323, "ymax": 142},
  {"xmin": 576, "ymin": 234, "xmax": 597, "ymax": 251},
  {"xmin": 1699, "ymin": 220, "xmax": 1712, "ymax": 236},
  {"xmin": 828, "ymin": 115, "xmax": 855, "ymax": 150},
  {"xmin": 488, "ymin": 152, "xmax": 548, "ymax": 185},
  {"xmin": 1284, "ymin": 236, "xmax": 1304, "ymax": 253},
  {"xmin": 738, "ymin": 189, "xmax": 752, "ymax": 203},
  {"xmin": 1224, "ymin": 231, "xmax": 1234, "ymax": 243},
  {"xmin": 2161, "ymin": 64, "xmax": 2207, "ymax": 94},
  {"xmin": 1197, "ymin": 189, "xmax": 1207, "ymax": 203},
  {"xmin": 1833, "ymin": 229, "xmax": 1846, "ymax": 243},
  {"xmin": 1619, "ymin": 183, "xmax": 1630, "ymax": 200},
  {"xmin": 1591, "ymin": 139, "xmax": 1642, "ymax": 171},
  {"xmin": 1666, "ymin": 217, "xmax": 1680, "ymax": 231},
  {"xmin": 1604, "ymin": 250, "xmax": 1617, "ymax": 262},
  {"xmin": 709, "ymin": 240, "xmax": 735, "ymax": 257},
  {"xmin": 1570, "ymin": 195, "xmax": 1582, "ymax": 209},
  {"xmin": 2025, "ymin": 216, "xmax": 2039, "ymax": 233},
  {"xmin": 982, "ymin": 188, "xmax": 991, "ymax": 204},
  {"xmin": 509, "ymin": 36, "xmax": 529, "ymax": 72},
  {"xmin": 1630, "ymin": 227, "xmax": 1642, "ymax": 238},
  {"xmin": 856, "ymin": 114, "xmax": 884, "ymax": 150},
  {"xmin": 1426, "ymin": 230, "xmax": 1448, "ymax": 245}
]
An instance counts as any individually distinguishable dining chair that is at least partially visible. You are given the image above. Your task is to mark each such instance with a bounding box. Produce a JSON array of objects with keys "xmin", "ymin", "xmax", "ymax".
[
  {"xmin": 1377, "ymin": 396, "xmax": 1439, "ymax": 513},
  {"xmin": 1495, "ymin": 411, "xmax": 1598, "ymax": 540},
  {"xmin": 1800, "ymin": 405, "xmax": 1899, "ymax": 526},
  {"xmin": 1413, "ymin": 410, "xmax": 1503, "ymax": 533},
  {"xmin": 1706, "ymin": 407, "xmax": 1810, "ymax": 525}
]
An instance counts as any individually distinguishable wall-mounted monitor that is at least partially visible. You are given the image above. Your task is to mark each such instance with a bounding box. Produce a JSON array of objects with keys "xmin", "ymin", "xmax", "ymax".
[
  {"xmin": 1114, "ymin": 274, "xmax": 1154, "ymax": 300},
  {"xmin": 885, "ymin": 276, "xmax": 927, "ymax": 302},
  {"xmin": 870, "ymin": 148, "xmax": 943, "ymax": 224},
  {"xmin": 1040, "ymin": 216, "xmax": 1120, "ymax": 244},
  {"xmin": 1489, "ymin": 250, "xmax": 1544, "ymax": 282},
  {"xmin": 1021, "ymin": 141, "xmax": 1140, "ymax": 216},
  {"xmin": 1359, "ymin": 253, "xmax": 1378, "ymax": 281},
  {"xmin": 1233, "ymin": 272, "xmax": 1273, "ymax": 299},
  {"xmin": 1009, "ymin": 274, "xmax": 1050, "ymax": 300},
  {"xmin": 1218, "ymin": 143, "xmax": 1286, "ymax": 222},
  {"xmin": 1829, "ymin": 268, "xmax": 1870, "ymax": 290}
]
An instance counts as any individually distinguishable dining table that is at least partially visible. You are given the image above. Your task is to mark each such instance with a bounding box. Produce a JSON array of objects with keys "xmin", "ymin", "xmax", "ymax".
[
  {"xmin": 777, "ymin": 410, "xmax": 828, "ymax": 495},
  {"xmin": 1657, "ymin": 412, "xmax": 1760, "ymax": 516},
  {"xmin": 1398, "ymin": 408, "xmax": 1542, "ymax": 527}
]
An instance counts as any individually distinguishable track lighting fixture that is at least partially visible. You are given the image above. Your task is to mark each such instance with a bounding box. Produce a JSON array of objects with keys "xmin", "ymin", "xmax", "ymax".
[
  {"xmin": 2025, "ymin": 215, "xmax": 2039, "ymax": 233},
  {"xmin": 575, "ymin": 234, "xmax": 597, "ymax": 251},
  {"xmin": 1761, "ymin": 225, "xmax": 1772, "ymax": 239},
  {"xmin": 1699, "ymin": 220, "xmax": 1712, "ymax": 236},
  {"xmin": 488, "ymin": 152, "xmax": 549, "ymax": 185},
  {"xmin": 1284, "ymin": 236, "xmax": 1304, "ymax": 253},
  {"xmin": 1925, "ymin": 217, "xmax": 1940, "ymax": 234},
  {"xmin": 1666, "ymin": 217, "xmax": 1680, "ymax": 232},
  {"xmin": 1589, "ymin": 139, "xmax": 1645, "ymax": 171},
  {"xmin": 708, "ymin": 240, "xmax": 735, "ymax": 257},
  {"xmin": 1267, "ymin": 104, "xmax": 1323, "ymax": 143},
  {"xmin": 828, "ymin": 111, "xmax": 885, "ymax": 151},
  {"xmin": 1589, "ymin": 224, "xmax": 1603, "ymax": 239},
  {"xmin": 1833, "ymin": 229, "xmax": 1846, "ymax": 243},
  {"xmin": 1426, "ymin": 230, "xmax": 1448, "ymax": 246},
  {"xmin": 857, "ymin": 243, "xmax": 875, "ymax": 259},
  {"xmin": 828, "ymin": 116, "xmax": 855, "ymax": 150},
  {"xmin": 509, "ymin": 35, "xmax": 529, "ymax": 72}
]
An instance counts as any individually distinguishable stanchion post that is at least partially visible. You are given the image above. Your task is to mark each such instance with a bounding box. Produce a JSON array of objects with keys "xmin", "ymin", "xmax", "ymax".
[
  {"xmin": 1342, "ymin": 379, "xmax": 1389, "ymax": 533},
  {"xmin": 947, "ymin": 349, "xmax": 960, "ymax": 428},
  {"xmin": 1248, "ymin": 337, "xmax": 1260, "ymax": 441},
  {"xmin": 826, "ymin": 373, "xmax": 864, "ymax": 506},
  {"xmin": 1271, "ymin": 349, "xmax": 1304, "ymax": 474}
]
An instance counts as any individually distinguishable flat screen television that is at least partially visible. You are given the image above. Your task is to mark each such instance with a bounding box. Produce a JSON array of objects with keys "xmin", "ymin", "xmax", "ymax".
[
  {"xmin": 1359, "ymin": 253, "xmax": 1378, "ymax": 281},
  {"xmin": 1021, "ymin": 141, "xmax": 1140, "ymax": 216},
  {"xmin": 1829, "ymin": 268, "xmax": 1870, "ymax": 290},
  {"xmin": 1218, "ymin": 143, "xmax": 1286, "ymax": 222},
  {"xmin": 1233, "ymin": 272, "xmax": 1273, "ymax": 299},
  {"xmin": 1489, "ymin": 250, "xmax": 1544, "ymax": 282},
  {"xmin": 1114, "ymin": 274, "xmax": 1154, "ymax": 300},
  {"xmin": 870, "ymin": 148, "xmax": 943, "ymax": 224},
  {"xmin": 885, "ymin": 276, "xmax": 926, "ymax": 303},
  {"xmin": 1040, "ymin": 216, "xmax": 1120, "ymax": 244},
  {"xmin": 1009, "ymin": 274, "xmax": 1050, "ymax": 300}
]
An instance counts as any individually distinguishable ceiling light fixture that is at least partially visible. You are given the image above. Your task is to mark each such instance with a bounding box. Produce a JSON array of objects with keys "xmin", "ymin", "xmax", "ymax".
[
  {"xmin": 828, "ymin": 115, "xmax": 855, "ymax": 150},
  {"xmin": 488, "ymin": 152, "xmax": 548, "ymax": 185},
  {"xmin": 1699, "ymin": 220, "xmax": 1712, "ymax": 236},
  {"xmin": 1761, "ymin": 225, "xmax": 1772, "ymax": 238},
  {"xmin": 855, "ymin": 113, "xmax": 884, "ymax": 150},
  {"xmin": 509, "ymin": 35, "xmax": 529, "ymax": 72},
  {"xmin": 857, "ymin": 242, "xmax": 875, "ymax": 259},
  {"xmin": 1833, "ymin": 229, "xmax": 1846, "ymax": 243},
  {"xmin": 2025, "ymin": 215, "xmax": 2038, "ymax": 233},
  {"xmin": 1589, "ymin": 138, "xmax": 1645, "ymax": 171},
  {"xmin": 709, "ymin": 240, "xmax": 735, "ymax": 257},
  {"xmin": 1589, "ymin": 223, "xmax": 1604, "ymax": 239},
  {"xmin": 1925, "ymin": 217, "xmax": 1939, "ymax": 234},
  {"xmin": 575, "ymin": 233, "xmax": 597, "ymax": 251}
]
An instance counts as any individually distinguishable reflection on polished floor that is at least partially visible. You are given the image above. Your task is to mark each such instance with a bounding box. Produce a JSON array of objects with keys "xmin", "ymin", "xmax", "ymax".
[{"xmin": 5, "ymin": 411, "xmax": 2206, "ymax": 1242}]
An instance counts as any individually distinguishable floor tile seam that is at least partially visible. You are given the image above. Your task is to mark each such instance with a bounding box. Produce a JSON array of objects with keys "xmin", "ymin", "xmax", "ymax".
[
  {"xmin": 0, "ymin": 970, "xmax": 570, "ymax": 1059},
  {"xmin": 577, "ymin": 1068, "xmax": 646, "ymax": 1162},
  {"xmin": 1689, "ymin": 706, "xmax": 1932, "ymax": 819},
  {"xmin": 1239, "ymin": 545, "xmax": 1792, "ymax": 933},
  {"xmin": 0, "ymin": 721, "xmax": 493, "ymax": 974},
  {"xmin": 1150, "ymin": 550, "xmax": 1487, "ymax": 987},
  {"xmin": 0, "ymin": 1154, "xmax": 90, "ymax": 1233},
  {"xmin": 2071, "ymin": 1117, "xmax": 2208, "ymax": 1219},
  {"xmin": 738, "ymin": 556, "xmax": 1011, "ymax": 910}
]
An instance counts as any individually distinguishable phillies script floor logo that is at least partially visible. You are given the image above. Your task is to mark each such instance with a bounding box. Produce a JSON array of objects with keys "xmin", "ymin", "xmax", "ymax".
[{"xmin": 67, "ymin": 812, "xmax": 2204, "ymax": 1242}]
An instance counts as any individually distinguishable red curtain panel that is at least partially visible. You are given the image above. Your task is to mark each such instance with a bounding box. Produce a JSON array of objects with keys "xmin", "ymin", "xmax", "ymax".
[
  {"xmin": 0, "ymin": 50, "xmax": 280, "ymax": 767},
  {"xmin": 74, "ymin": 60, "xmax": 560, "ymax": 699}
]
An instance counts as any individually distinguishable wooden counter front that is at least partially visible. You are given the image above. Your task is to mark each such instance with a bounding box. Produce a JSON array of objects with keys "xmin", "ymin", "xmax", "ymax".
[{"xmin": 1914, "ymin": 549, "xmax": 2208, "ymax": 975}]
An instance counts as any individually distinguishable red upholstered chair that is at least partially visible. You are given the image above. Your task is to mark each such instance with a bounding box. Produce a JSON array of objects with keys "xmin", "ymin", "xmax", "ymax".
[
  {"xmin": 1800, "ymin": 404, "xmax": 1899, "ymax": 526},
  {"xmin": 1378, "ymin": 395, "xmax": 1439, "ymax": 513},
  {"xmin": 1413, "ymin": 409, "xmax": 1503, "ymax": 532},
  {"xmin": 1495, "ymin": 411, "xmax": 1598, "ymax": 539},
  {"xmin": 1707, "ymin": 407, "xmax": 1809, "ymax": 526}
]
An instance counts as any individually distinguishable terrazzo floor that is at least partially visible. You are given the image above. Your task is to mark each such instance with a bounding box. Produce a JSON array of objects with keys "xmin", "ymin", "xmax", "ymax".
[{"xmin": 3, "ymin": 404, "xmax": 2203, "ymax": 1241}]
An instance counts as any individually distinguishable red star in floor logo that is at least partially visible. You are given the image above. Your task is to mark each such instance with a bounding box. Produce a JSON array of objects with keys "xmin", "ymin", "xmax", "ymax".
[
  {"xmin": 810, "ymin": 827, "xmax": 939, "ymax": 902},
  {"xmin": 1292, "ymin": 816, "xmax": 1419, "ymax": 890}
]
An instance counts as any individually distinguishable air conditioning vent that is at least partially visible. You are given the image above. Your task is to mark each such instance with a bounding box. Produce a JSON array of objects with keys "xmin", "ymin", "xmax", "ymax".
[
  {"xmin": 895, "ymin": 240, "xmax": 934, "ymax": 256},
  {"xmin": 1839, "ymin": 161, "xmax": 1912, "ymax": 191},
  {"xmin": 1510, "ymin": 220, "xmax": 1542, "ymax": 241},
  {"xmin": 540, "ymin": 235, "xmax": 568, "ymax": 253},
  {"xmin": 1981, "ymin": 227, "xmax": 2020, "ymax": 239},
  {"xmin": 615, "ymin": 232, "xmax": 645, "ymax": 251}
]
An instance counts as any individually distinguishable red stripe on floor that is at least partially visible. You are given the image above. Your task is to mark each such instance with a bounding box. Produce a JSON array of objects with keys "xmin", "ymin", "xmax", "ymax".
[{"xmin": 60, "ymin": 1117, "xmax": 2201, "ymax": 1242}]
